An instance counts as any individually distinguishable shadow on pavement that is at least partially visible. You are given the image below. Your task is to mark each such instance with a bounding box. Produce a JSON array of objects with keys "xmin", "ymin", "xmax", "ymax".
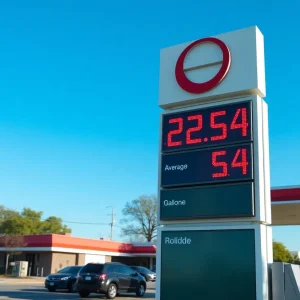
[{"xmin": 0, "ymin": 288, "xmax": 75, "ymax": 300}]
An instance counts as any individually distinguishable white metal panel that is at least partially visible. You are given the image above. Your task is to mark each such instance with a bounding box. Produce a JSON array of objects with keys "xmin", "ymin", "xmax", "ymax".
[
  {"xmin": 285, "ymin": 264, "xmax": 300, "ymax": 300},
  {"xmin": 252, "ymin": 96, "xmax": 271, "ymax": 225},
  {"xmin": 272, "ymin": 262, "xmax": 285, "ymax": 300},
  {"xmin": 159, "ymin": 26, "xmax": 266, "ymax": 109},
  {"xmin": 262, "ymin": 100, "xmax": 272, "ymax": 224},
  {"xmin": 255, "ymin": 224, "xmax": 272, "ymax": 299}
]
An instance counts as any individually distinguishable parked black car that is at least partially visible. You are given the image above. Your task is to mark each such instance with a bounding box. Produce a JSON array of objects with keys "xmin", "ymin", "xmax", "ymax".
[
  {"xmin": 130, "ymin": 266, "xmax": 156, "ymax": 282},
  {"xmin": 45, "ymin": 265, "xmax": 83, "ymax": 292},
  {"xmin": 76, "ymin": 262, "xmax": 146, "ymax": 299}
]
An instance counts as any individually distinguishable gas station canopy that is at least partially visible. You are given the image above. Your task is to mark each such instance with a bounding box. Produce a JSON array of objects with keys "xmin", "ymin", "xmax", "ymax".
[{"xmin": 271, "ymin": 186, "xmax": 300, "ymax": 225}]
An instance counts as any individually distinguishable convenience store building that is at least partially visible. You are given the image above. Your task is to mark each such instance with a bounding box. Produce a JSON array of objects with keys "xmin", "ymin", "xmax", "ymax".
[{"xmin": 0, "ymin": 234, "xmax": 156, "ymax": 276}]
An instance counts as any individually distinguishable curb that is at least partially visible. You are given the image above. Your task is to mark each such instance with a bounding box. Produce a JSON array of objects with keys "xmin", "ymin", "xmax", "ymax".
[{"xmin": 0, "ymin": 280, "xmax": 44, "ymax": 284}]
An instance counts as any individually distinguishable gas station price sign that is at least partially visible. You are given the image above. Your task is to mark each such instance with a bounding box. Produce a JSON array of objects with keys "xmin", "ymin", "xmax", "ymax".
[
  {"xmin": 159, "ymin": 100, "xmax": 255, "ymax": 220},
  {"xmin": 161, "ymin": 143, "xmax": 253, "ymax": 188},
  {"xmin": 161, "ymin": 101, "xmax": 252, "ymax": 153},
  {"xmin": 157, "ymin": 28, "xmax": 271, "ymax": 300}
]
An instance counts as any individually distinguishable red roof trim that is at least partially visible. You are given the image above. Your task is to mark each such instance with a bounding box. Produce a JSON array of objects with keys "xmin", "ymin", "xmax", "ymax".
[
  {"xmin": 0, "ymin": 234, "xmax": 156, "ymax": 254},
  {"xmin": 271, "ymin": 188, "xmax": 300, "ymax": 202}
]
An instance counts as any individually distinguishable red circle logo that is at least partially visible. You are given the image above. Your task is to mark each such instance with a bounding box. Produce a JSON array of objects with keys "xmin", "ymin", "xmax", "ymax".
[{"xmin": 175, "ymin": 37, "xmax": 231, "ymax": 94}]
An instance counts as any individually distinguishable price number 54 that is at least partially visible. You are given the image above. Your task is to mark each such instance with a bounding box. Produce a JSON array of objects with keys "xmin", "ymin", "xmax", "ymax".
[{"xmin": 212, "ymin": 148, "xmax": 248, "ymax": 178}]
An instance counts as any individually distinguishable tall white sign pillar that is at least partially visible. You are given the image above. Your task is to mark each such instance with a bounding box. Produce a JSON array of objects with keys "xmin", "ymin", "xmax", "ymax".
[{"xmin": 156, "ymin": 26, "xmax": 272, "ymax": 300}]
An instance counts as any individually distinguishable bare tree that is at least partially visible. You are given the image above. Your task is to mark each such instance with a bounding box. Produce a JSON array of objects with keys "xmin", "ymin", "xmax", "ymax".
[
  {"xmin": 120, "ymin": 195, "xmax": 157, "ymax": 242},
  {"xmin": 2, "ymin": 235, "xmax": 27, "ymax": 275}
]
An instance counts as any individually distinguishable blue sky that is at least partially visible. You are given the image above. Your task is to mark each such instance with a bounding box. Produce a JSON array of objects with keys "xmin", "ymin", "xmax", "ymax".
[{"xmin": 0, "ymin": 1, "xmax": 299, "ymax": 249}]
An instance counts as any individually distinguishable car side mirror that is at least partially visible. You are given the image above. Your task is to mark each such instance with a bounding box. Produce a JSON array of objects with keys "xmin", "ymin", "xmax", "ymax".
[{"xmin": 132, "ymin": 272, "xmax": 138, "ymax": 276}]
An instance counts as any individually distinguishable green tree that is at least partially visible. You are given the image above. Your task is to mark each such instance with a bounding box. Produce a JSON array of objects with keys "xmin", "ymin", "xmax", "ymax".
[
  {"xmin": 0, "ymin": 205, "xmax": 18, "ymax": 229},
  {"xmin": 291, "ymin": 254, "xmax": 300, "ymax": 265},
  {"xmin": 120, "ymin": 195, "xmax": 157, "ymax": 242},
  {"xmin": 0, "ymin": 206, "xmax": 71, "ymax": 275},
  {"xmin": 0, "ymin": 206, "xmax": 71, "ymax": 235},
  {"xmin": 0, "ymin": 215, "xmax": 33, "ymax": 235},
  {"xmin": 40, "ymin": 216, "xmax": 71, "ymax": 234},
  {"xmin": 273, "ymin": 241, "xmax": 294, "ymax": 263}
]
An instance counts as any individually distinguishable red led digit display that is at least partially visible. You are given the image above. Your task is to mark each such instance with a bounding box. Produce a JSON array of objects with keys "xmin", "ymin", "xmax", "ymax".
[
  {"xmin": 162, "ymin": 101, "xmax": 252, "ymax": 152},
  {"xmin": 210, "ymin": 111, "xmax": 227, "ymax": 141},
  {"xmin": 212, "ymin": 148, "xmax": 249, "ymax": 178},
  {"xmin": 231, "ymin": 148, "xmax": 248, "ymax": 175},
  {"xmin": 161, "ymin": 144, "xmax": 252, "ymax": 187},
  {"xmin": 186, "ymin": 115, "xmax": 203, "ymax": 144},
  {"xmin": 212, "ymin": 151, "xmax": 228, "ymax": 178},
  {"xmin": 167, "ymin": 118, "xmax": 183, "ymax": 147},
  {"xmin": 230, "ymin": 108, "xmax": 248, "ymax": 136}
]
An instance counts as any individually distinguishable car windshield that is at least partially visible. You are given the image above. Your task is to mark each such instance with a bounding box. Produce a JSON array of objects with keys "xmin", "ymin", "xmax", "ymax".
[{"xmin": 57, "ymin": 266, "xmax": 82, "ymax": 274}]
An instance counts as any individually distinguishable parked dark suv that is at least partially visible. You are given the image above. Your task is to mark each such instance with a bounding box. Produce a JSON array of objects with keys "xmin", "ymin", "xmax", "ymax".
[{"xmin": 76, "ymin": 262, "xmax": 146, "ymax": 298}]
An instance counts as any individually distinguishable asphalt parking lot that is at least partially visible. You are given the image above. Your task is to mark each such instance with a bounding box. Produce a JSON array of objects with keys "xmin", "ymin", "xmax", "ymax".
[{"xmin": 0, "ymin": 281, "xmax": 156, "ymax": 300}]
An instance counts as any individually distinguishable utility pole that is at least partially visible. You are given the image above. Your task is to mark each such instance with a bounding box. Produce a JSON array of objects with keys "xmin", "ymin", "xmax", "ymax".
[{"xmin": 106, "ymin": 206, "xmax": 115, "ymax": 241}]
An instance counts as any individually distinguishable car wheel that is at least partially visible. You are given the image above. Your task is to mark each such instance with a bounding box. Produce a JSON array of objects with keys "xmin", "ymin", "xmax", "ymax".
[
  {"xmin": 106, "ymin": 283, "xmax": 118, "ymax": 299},
  {"xmin": 68, "ymin": 281, "xmax": 76, "ymax": 293},
  {"xmin": 79, "ymin": 291, "xmax": 90, "ymax": 298},
  {"xmin": 136, "ymin": 283, "xmax": 146, "ymax": 297}
]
